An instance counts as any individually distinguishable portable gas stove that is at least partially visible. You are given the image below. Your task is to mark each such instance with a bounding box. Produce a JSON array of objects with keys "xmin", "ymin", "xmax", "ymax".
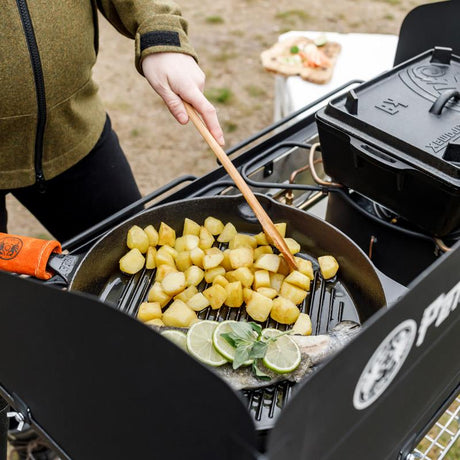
[{"xmin": 1, "ymin": 82, "xmax": 459, "ymax": 459}]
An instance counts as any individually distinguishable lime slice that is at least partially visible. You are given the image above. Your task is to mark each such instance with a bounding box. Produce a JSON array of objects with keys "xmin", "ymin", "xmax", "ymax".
[
  {"xmin": 314, "ymin": 34, "xmax": 328, "ymax": 47},
  {"xmin": 262, "ymin": 328, "xmax": 301, "ymax": 374},
  {"xmin": 212, "ymin": 320, "xmax": 254, "ymax": 365},
  {"xmin": 161, "ymin": 329, "xmax": 187, "ymax": 350},
  {"xmin": 186, "ymin": 320, "xmax": 228, "ymax": 367}
]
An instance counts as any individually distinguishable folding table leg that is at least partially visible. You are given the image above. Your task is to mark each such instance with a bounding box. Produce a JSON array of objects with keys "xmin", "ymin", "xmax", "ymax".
[{"xmin": 0, "ymin": 397, "xmax": 7, "ymax": 460}]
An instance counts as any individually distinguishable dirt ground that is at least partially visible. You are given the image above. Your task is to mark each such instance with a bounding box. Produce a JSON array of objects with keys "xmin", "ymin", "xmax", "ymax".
[{"xmin": 6, "ymin": 0, "xmax": 428, "ymax": 238}]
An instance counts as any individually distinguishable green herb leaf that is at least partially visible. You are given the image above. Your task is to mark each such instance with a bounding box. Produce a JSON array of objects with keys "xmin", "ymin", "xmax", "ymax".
[
  {"xmin": 249, "ymin": 322, "xmax": 262, "ymax": 338},
  {"xmin": 252, "ymin": 362, "xmax": 272, "ymax": 381},
  {"xmin": 220, "ymin": 332, "xmax": 238, "ymax": 348},
  {"xmin": 290, "ymin": 45, "xmax": 300, "ymax": 54},
  {"xmin": 230, "ymin": 322, "xmax": 257, "ymax": 342},
  {"xmin": 233, "ymin": 344, "xmax": 252, "ymax": 369},
  {"xmin": 248, "ymin": 340, "xmax": 268, "ymax": 360}
]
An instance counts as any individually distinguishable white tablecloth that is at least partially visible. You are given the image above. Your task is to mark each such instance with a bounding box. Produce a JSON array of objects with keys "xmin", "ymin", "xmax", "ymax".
[{"xmin": 273, "ymin": 31, "xmax": 399, "ymax": 120}]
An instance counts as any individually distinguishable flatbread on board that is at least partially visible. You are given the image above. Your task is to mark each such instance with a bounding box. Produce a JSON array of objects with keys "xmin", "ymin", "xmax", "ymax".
[{"xmin": 261, "ymin": 36, "xmax": 341, "ymax": 84}]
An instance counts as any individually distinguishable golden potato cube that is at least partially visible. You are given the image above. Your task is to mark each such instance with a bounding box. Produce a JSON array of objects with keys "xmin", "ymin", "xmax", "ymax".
[
  {"xmin": 187, "ymin": 292, "xmax": 210, "ymax": 311},
  {"xmin": 254, "ymin": 253, "xmax": 281, "ymax": 273},
  {"xmin": 183, "ymin": 217, "xmax": 201, "ymax": 236},
  {"xmin": 127, "ymin": 225, "xmax": 150, "ymax": 253},
  {"xmin": 253, "ymin": 245, "xmax": 273, "ymax": 260},
  {"xmin": 199, "ymin": 226, "xmax": 215, "ymax": 250},
  {"xmin": 204, "ymin": 216, "xmax": 225, "ymax": 235},
  {"xmin": 183, "ymin": 234, "xmax": 200, "ymax": 251},
  {"xmin": 173, "ymin": 236, "xmax": 187, "ymax": 252},
  {"xmin": 221, "ymin": 249, "xmax": 233, "ymax": 271},
  {"xmin": 175, "ymin": 251, "xmax": 192, "ymax": 271},
  {"xmin": 277, "ymin": 256, "xmax": 291, "ymax": 276},
  {"xmin": 226, "ymin": 267, "xmax": 254, "ymax": 288},
  {"xmin": 144, "ymin": 318, "xmax": 164, "ymax": 327},
  {"xmin": 184, "ymin": 265, "xmax": 204, "ymax": 287},
  {"xmin": 212, "ymin": 274, "xmax": 229, "ymax": 287},
  {"xmin": 292, "ymin": 313, "xmax": 312, "ymax": 336},
  {"xmin": 159, "ymin": 244, "xmax": 178, "ymax": 259},
  {"xmin": 137, "ymin": 302, "xmax": 162, "ymax": 322},
  {"xmin": 203, "ymin": 247, "xmax": 224, "ymax": 270},
  {"xmin": 246, "ymin": 291, "xmax": 273, "ymax": 322},
  {"xmin": 243, "ymin": 288, "xmax": 254, "ymax": 304},
  {"xmin": 229, "ymin": 233, "xmax": 257, "ymax": 249},
  {"xmin": 204, "ymin": 266, "xmax": 226, "ymax": 284},
  {"xmin": 253, "ymin": 270, "xmax": 271, "ymax": 289},
  {"xmin": 144, "ymin": 225, "xmax": 159, "ymax": 247},
  {"xmin": 162, "ymin": 300, "xmax": 198, "ymax": 327},
  {"xmin": 284, "ymin": 270, "xmax": 311, "ymax": 291},
  {"xmin": 158, "ymin": 222, "xmax": 176, "ymax": 246},
  {"xmin": 147, "ymin": 282, "xmax": 172, "ymax": 308},
  {"xmin": 190, "ymin": 247, "xmax": 205, "ymax": 268},
  {"xmin": 294, "ymin": 257, "xmax": 314, "ymax": 280},
  {"xmin": 119, "ymin": 248, "xmax": 145, "ymax": 274},
  {"xmin": 203, "ymin": 284, "xmax": 227, "ymax": 310},
  {"xmin": 155, "ymin": 264, "xmax": 177, "ymax": 282},
  {"xmin": 280, "ymin": 281, "xmax": 308, "ymax": 305},
  {"xmin": 217, "ymin": 222, "xmax": 237, "ymax": 243},
  {"xmin": 155, "ymin": 247, "xmax": 176, "ymax": 267},
  {"xmin": 229, "ymin": 247, "xmax": 254, "ymax": 269},
  {"xmin": 254, "ymin": 231, "xmax": 269, "ymax": 246},
  {"xmin": 145, "ymin": 247, "xmax": 157, "ymax": 270},
  {"xmin": 161, "ymin": 271, "xmax": 186, "ymax": 296},
  {"xmin": 284, "ymin": 237, "xmax": 301, "ymax": 255},
  {"xmin": 270, "ymin": 296, "xmax": 300, "ymax": 325},
  {"xmin": 225, "ymin": 281, "xmax": 243, "ymax": 308},
  {"xmin": 269, "ymin": 273, "xmax": 285, "ymax": 293},
  {"xmin": 318, "ymin": 255, "xmax": 339, "ymax": 279},
  {"xmin": 274, "ymin": 222, "xmax": 287, "ymax": 237},
  {"xmin": 174, "ymin": 285, "xmax": 198, "ymax": 302},
  {"xmin": 256, "ymin": 287, "xmax": 278, "ymax": 299}
]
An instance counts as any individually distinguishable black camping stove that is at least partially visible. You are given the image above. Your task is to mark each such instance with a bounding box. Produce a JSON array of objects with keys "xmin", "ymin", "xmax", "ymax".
[{"xmin": 1, "ymin": 82, "xmax": 459, "ymax": 460}]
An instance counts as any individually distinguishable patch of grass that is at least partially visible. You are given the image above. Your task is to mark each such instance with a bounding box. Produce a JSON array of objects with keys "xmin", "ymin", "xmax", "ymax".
[
  {"xmin": 213, "ymin": 51, "xmax": 238, "ymax": 63},
  {"xmin": 130, "ymin": 128, "xmax": 140, "ymax": 137},
  {"xmin": 205, "ymin": 15, "xmax": 224, "ymax": 24},
  {"xmin": 204, "ymin": 87, "xmax": 233, "ymax": 104},
  {"xmin": 245, "ymin": 85, "xmax": 267, "ymax": 98},
  {"xmin": 275, "ymin": 9, "xmax": 310, "ymax": 21},
  {"xmin": 230, "ymin": 29, "xmax": 245, "ymax": 38},
  {"xmin": 223, "ymin": 121, "xmax": 238, "ymax": 133},
  {"xmin": 383, "ymin": 13, "xmax": 395, "ymax": 20}
]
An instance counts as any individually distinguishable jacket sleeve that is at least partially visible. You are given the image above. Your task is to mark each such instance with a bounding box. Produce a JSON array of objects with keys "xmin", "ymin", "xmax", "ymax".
[{"xmin": 96, "ymin": 0, "xmax": 198, "ymax": 74}]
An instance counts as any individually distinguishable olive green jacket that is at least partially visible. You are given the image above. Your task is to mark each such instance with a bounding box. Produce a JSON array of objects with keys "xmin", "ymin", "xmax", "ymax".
[{"xmin": 1, "ymin": 0, "xmax": 197, "ymax": 189}]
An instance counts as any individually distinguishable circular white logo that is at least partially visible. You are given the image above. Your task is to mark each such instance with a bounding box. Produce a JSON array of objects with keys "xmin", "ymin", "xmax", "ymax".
[{"xmin": 353, "ymin": 319, "xmax": 417, "ymax": 410}]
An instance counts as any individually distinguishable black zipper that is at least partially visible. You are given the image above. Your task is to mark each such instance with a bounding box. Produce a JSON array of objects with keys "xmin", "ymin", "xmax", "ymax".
[{"xmin": 16, "ymin": 0, "xmax": 47, "ymax": 192}]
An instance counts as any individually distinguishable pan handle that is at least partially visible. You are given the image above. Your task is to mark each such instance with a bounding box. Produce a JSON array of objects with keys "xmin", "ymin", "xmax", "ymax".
[{"xmin": 0, "ymin": 233, "xmax": 61, "ymax": 280}]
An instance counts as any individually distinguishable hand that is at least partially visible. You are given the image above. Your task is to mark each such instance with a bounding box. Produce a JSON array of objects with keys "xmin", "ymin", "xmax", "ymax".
[{"xmin": 142, "ymin": 52, "xmax": 225, "ymax": 146}]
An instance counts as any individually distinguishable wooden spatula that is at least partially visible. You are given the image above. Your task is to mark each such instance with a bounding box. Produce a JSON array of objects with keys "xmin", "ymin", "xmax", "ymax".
[{"xmin": 183, "ymin": 101, "xmax": 297, "ymax": 271}]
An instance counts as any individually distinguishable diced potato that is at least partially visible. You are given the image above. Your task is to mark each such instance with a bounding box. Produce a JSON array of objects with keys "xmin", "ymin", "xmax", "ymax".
[
  {"xmin": 174, "ymin": 285, "xmax": 198, "ymax": 302},
  {"xmin": 119, "ymin": 248, "xmax": 145, "ymax": 274},
  {"xmin": 203, "ymin": 284, "xmax": 227, "ymax": 310},
  {"xmin": 161, "ymin": 271, "xmax": 186, "ymax": 296},
  {"xmin": 277, "ymin": 256, "xmax": 291, "ymax": 276},
  {"xmin": 183, "ymin": 234, "xmax": 200, "ymax": 251},
  {"xmin": 246, "ymin": 291, "xmax": 273, "ymax": 322},
  {"xmin": 292, "ymin": 313, "xmax": 312, "ymax": 336},
  {"xmin": 225, "ymin": 281, "xmax": 243, "ymax": 308},
  {"xmin": 254, "ymin": 253, "xmax": 281, "ymax": 273},
  {"xmin": 253, "ymin": 270, "xmax": 271, "ymax": 289},
  {"xmin": 204, "ymin": 266, "xmax": 226, "ymax": 284},
  {"xmin": 155, "ymin": 246, "xmax": 176, "ymax": 267},
  {"xmin": 127, "ymin": 225, "xmax": 150, "ymax": 253},
  {"xmin": 229, "ymin": 247, "xmax": 254, "ymax": 269},
  {"xmin": 221, "ymin": 249, "xmax": 233, "ymax": 271},
  {"xmin": 217, "ymin": 222, "xmax": 237, "ymax": 243},
  {"xmin": 137, "ymin": 302, "xmax": 162, "ymax": 322},
  {"xmin": 159, "ymin": 245, "xmax": 178, "ymax": 259},
  {"xmin": 158, "ymin": 222, "xmax": 176, "ymax": 246},
  {"xmin": 294, "ymin": 257, "xmax": 314, "ymax": 280},
  {"xmin": 318, "ymin": 255, "xmax": 339, "ymax": 279},
  {"xmin": 144, "ymin": 318, "xmax": 164, "ymax": 327},
  {"xmin": 147, "ymin": 282, "xmax": 172, "ymax": 308},
  {"xmin": 270, "ymin": 297, "xmax": 300, "ymax": 325},
  {"xmin": 145, "ymin": 247, "xmax": 157, "ymax": 270},
  {"xmin": 229, "ymin": 233, "xmax": 257, "ymax": 249},
  {"xmin": 162, "ymin": 300, "xmax": 198, "ymax": 327},
  {"xmin": 155, "ymin": 264, "xmax": 177, "ymax": 282},
  {"xmin": 256, "ymin": 287, "xmax": 278, "ymax": 299},
  {"xmin": 243, "ymin": 288, "xmax": 254, "ymax": 304},
  {"xmin": 284, "ymin": 270, "xmax": 311, "ymax": 291},
  {"xmin": 254, "ymin": 231, "xmax": 269, "ymax": 246},
  {"xmin": 274, "ymin": 222, "xmax": 287, "ymax": 237},
  {"xmin": 175, "ymin": 251, "xmax": 192, "ymax": 271},
  {"xmin": 284, "ymin": 237, "xmax": 301, "ymax": 255},
  {"xmin": 203, "ymin": 247, "xmax": 224, "ymax": 270},
  {"xmin": 199, "ymin": 226, "xmax": 215, "ymax": 250},
  {"xmin": 269, "ymin": 273, "xmax": 285, "ymax": 293},
  {"xmin": 226, "ymin": 267, "xmax": 254, "ymax": 288},
  {"xmin": 183, "ymin": 217, "xmax": 201, "ymax": 236},
  {"xmin": 190, "ymin": 247, "xmax": 205, "ymax": 268},
  {"xmin": 212, "ymin": 274, "xmax": 229, "ymax": 287},
  {"xmin": 253, "ymin": 245, "xmax": 273, "ymax": 260},
  {"xmin": 185, "ymin": 265, "xmax": 205, "ymax": 287},
  {"xmin": 144, "ymin": 225, "xmax": 159, "ymax": 247},
  {"xmin": 280, "ymin": 281, "xmax": 308, "ymax": 305},
  {"xmin": 174, "ymin": 236, "xmax": 187, "ymax": 252},
  {"xmin": 187, "ymin": 292, "xmax": 210, "ymax": 311},
  {"xmin": 204, "ymin": 216, "xmax": 224, "ymax": 235}
]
